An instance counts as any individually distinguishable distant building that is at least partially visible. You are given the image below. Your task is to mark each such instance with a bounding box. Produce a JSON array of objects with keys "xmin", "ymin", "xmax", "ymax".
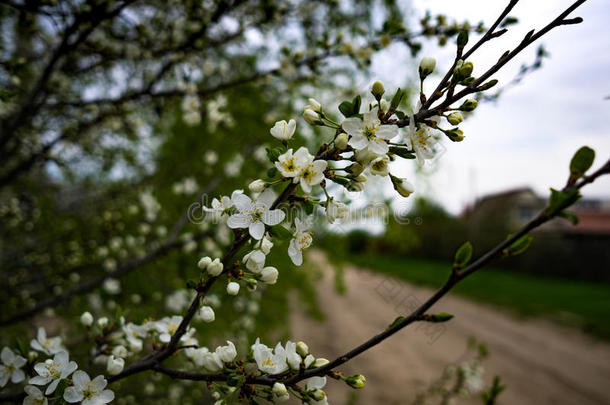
[
  {"xmin": 463, "ymin": 187, "xmax": 610, "ymax": 235},
  {"xmin": 462, "ymin": 187, "xmax": 610, "ymax": 281}
]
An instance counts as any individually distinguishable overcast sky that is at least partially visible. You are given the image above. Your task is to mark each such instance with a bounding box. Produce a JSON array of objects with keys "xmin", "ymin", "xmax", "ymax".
[{"xmin": 366, "ymin": 0, "xmax": 610, "ymax": 214}]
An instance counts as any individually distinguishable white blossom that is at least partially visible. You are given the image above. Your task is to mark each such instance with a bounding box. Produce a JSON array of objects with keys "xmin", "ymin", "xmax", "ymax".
[
  {"xmin": 288, "ymin": 216, "xmax": 314, "ymax": 266},
  {"xmin": 260, "ymin": 236, "xmax": 274, "ymax": 255},
  {"xmin": 106, "ymin": 355, "xmax": 124, "ymax": 375},
  {"xmin": 227, "ymin": 282, "xmax": 240, "ymax": 296},
  {"xmin": 405, "ymin": 114, "xmax": 439, "ymax": 165},
  {"xmin": 251, "ymin": 339, "xmax": 288, "ymax": 375},
  {"xmin": 200, "ymin": 306, "xmax": 215, "ymax": 323},
  {"xmin": 63, "ymin": 370, "xmax": 114, "ymax": 405},
  {"xmin": 270, "ymin": 119, "xmax": 296, "ymax": 141},
  {"xmin": 227, "ymin": 189, "xmax": 286, "ymax": 240},
  {"xmin": 275, "ymin": 147, "xmax": 312, "ymax": 179},
  {"xmin": 207, "ymin": 258, "xmax": 224, "ymax": 276},
  {"xmin": 204, "ymin": 190, "xmax": 243, "ymax": 218},
  {"xmin": 155, "ymin": 316, "xmax": 183, "ymax": 343},
  {"xmin": 80, "ymin": 312, "xmax": 94, "ymax": 327},
  {"xmin": 30, "ymin": 351, "xmax": 78, "ymax": 394},
  {"xmin": 243, "ymin": 250, "xmax": 266, "ymax": 272},
  {"xmin": 0, "ymin": 347, "xmax": 26, "ymax": 387},
  {"xmin": 23, "ymin": 385, "xmax": 48, "ymax": 405},
  {"xmin": 30, "ymin": 328, "xmax": 64, "ymax": 355},
  {"xmin": 215, "ymin": 341, "xmax": 237, "ymax": 363},
  {"xmin": 326, "ymin": 200, "xmax": 349, "ymax": 224},
  {"xmin": 248, "ymin": 179, "xmax": 266, "ymax": 193},
  {"xmin": 369, "ymin": 155, "xmax": 390, "ymax": 176},
  {"xmin": 342, "ymin": 107, "xmax": 398, "ymax": 154},
  {"xmin": 260, "ymin": 267, "xmax": 279, "ymax": 285}
]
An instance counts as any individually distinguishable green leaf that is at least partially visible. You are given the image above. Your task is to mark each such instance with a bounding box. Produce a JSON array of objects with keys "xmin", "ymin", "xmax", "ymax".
[
  {"xmin": 389, "ymin": 88, "xmax": 403, "ymax": 110},
  {"xmin": 268, "ymin": 225, "xmax": 293, "ymax": 240},
  {"xmin": 352, "ymin": 95, "xmax": 362, "ymax": 115},
  {"xmin": 503, "ymin": 235, "xmax": 532, "ymax": 256},
  {"xmin": 265, "ymin": 147, "xmax": 283, "ymax": 162},
  {"xmin": 501, "ymin": 16, "xmax": 519, "ymax": 27},
  {"xmin": 13, "ymin": 338, "xmax": 27, "ymax": 357},
  {"xmin": 546, "ymin": 188, "xmax": 581, "ymax": 217},
  {"xmin": 387, "ymin": 316, "xmax": 405, "ymax": 329},
  {"xmin": 267, "ymin": 167, "xmax": 278, "ymax": 179},
  {"xmin": 389, "ymin": 146, "xmax": 415, "ymax": 159},
  {"xmin": 394, "ymin": 110, "xmax": 405, "ymax": 119},
  {"xmin": 427, "ymin": 312, "xmax": 454, "ymax": 323},
  {"xmin": 454, "ymin": 241, "xmax": 473, "ymax": 267},
  {"xmin": 569, "ymin": 146, "xmax": 595, "ymax": 178},
  {"xmin": 339, "ymin": 101, "xmax": 354, "ymax": 118},
  {"xmin": 457, "ymin": 30, "xmax": 469, "ymax": 47},
  {"xmin": 558, "ymin": 211, "xmax": 579, "ymax": 225}
]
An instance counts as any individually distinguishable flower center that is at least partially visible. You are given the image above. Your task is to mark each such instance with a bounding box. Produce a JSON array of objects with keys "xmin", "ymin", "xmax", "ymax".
[
  {"xmin": 261, "ymin": 358, "xmax": 276, "ymax": 367},
  {"xmin": 297, "ymin": 232, "xmax": 313, "ymax": 249}
]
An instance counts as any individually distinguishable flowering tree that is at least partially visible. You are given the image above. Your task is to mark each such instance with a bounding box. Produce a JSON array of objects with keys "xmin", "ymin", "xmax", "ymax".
[{"xmin": 1, "ymin": 0, "xmax": 608, "ymax": 404}]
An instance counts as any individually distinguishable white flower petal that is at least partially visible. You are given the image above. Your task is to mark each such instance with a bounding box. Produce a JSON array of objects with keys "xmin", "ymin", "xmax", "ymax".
[
  {"xmin": 348, "ymin": 134, "xmax": 368, "ymax": 150},
  {"xmin": 341, "ymin": 117, "xmax": 363, "ymax": 137},
  {"xmin": 227, "ymin": 214, "xmax": 250, "ymax": 229},
  {"xmin": 249, "ymin": 222, "xmax": 265, "ymax": 240},
  {"xmin": 262, "ymin": 209, "xmax": 285, "ymax": 226}
]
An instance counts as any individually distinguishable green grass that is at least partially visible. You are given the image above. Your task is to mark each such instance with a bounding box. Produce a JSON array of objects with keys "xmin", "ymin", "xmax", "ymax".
[{"xmin": 345, "ymin": 253, "xmax": 610, "ymax": 340}]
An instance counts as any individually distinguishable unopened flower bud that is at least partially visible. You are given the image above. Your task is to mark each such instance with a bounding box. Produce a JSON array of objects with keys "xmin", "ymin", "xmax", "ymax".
[
  {"xmin": 459, "ymin": 61, "xmax": 474, "ymax": 78},
  {"xmin": 419, "ymin": 57, "xmax": 436, "ymax": 79},
  {"xmin": 97, "ymin": 317, "xmax": 108, "ymax": 328},
  {"xmin": 459, "ymin": 99, "xmax": 478, "ymax": 112},
  {"xmin": 311, "ymin": 389, "xmax": 326, "ymax": 401},
  {"xmin": 335, "ymin": 133, "xmax": 349, "ymax": 150},
  {"xmin": 354, "ymin": 174, "xmax": 367, "ymax": 183},
  {"xmin": 107, "ymin": 355, "xmax": 125, "ymax": 375},
  {"xmin": 260, "ymin": 237, "xmax": 273, "ymax": 255},
  {"xmin": 313, "ymin": 358, "xmax": 329, "ymax": 368},
  {"xmin": 260, "ymin": 266, "xmax": 279, "ymax": 285},
  {"xmin": 28, "ymin": 351, "xmax": 38, "ymax": 361},
  {"xmin": 227, "ymin": 282, "xmax": 240, "ymax": 296},
  {"xmin": 379, "ymin": 99, "xmax": 389, "ymax": 113},
  {"xmin": 198, "ymin": 256, "xmax": 212, "ymax": 270},
  {"xmin": 80, "ymin": 311, "xmax": 94, "ymax": 327},
  {"xmin": 112, "ymin": 345, "xmax": 128, "ymax": 358},
  {"xmin": 200, "ymin": 306, "xmax": 215, "ymax": 322},
  {"xmin": 447, "ymin": 112, "xmax": 463, "ymax": 125},
  {"xmin": 371, "ymin": 81, "xmax": 385, "ymax": 98},
  {"xmin": 303, "ymin": 108, "xmax": 321, "ymax": 125},
  {"xmin": 346, "ymin": 162, "xmax": 365, "ymax": 176},
  {"xmin": 445, "ymin": 128, "xmax": 464, "ymax": 142},
  {"xmin": 207, "ymin": 258, "xmax": 224, "ymax": 276},
  {"xmin": 307, "ymin": 98, "xmax": 322, "ymax": 112},
  {"xmin": 391, "ymin": 175, "xmax": 415, "ymax": 198},
  {"xmin": 345, "ymin": 374, "xmax": 366, "ymax": 389},
  {"xmin": 272, "ymin": 382, "xmax": 288, "ymax": 397},
  {"xmin": 248, "ymin": 179, "xmax": 266, "ymax": 193},
  {"xmin": 296, "ymin": 341, "xmax": 309, "ymax": 357},
  {"xmin": 349, "ymin": 182, "xmax": 365, "ymax": 192}
]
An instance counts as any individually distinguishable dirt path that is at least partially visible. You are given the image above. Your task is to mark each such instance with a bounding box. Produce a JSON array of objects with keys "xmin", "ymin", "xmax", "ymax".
[{"xmin": 290, "ymin": 251, "xmax": 610, "ymax": 405}]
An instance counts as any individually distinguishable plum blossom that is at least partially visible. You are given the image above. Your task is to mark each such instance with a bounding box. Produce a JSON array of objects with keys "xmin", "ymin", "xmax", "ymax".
[
  {"xmin": 251, "ymin": 338, "xmax": 288, "ymax": 375},
  {"xmin": 0, "ymin": 347, "xmax": 26, "ymax": 387},
  {"xmin": 29, "ymin": 351, "xmax": 78, "ymax": 394},
  {"xmin": 270, "ymin": 119, "xmax": 296, "ymax": 141},
  {"xmin": 299, "ymin": 159, "xmax": 327, "ymax": 193},
  {"xmin": 275, "ymin": 147, "xmax": 312, "ymax": 179},
  {"xmin": 63, "ymin": 370, "xmax": 114, "ymax": 405},
  {"xmin": 405, "ymin": 113, "xmax": 439, "ymax": 165},
  {"xmin": 204, "ymin": 190, "xmax": 243, "ymax": 218},
  {"xmin": 288, "ymin": 216, "xmax": 314, "ymax": 266},
  {"xmin": 23, "ymin": 385, "xmax": 48, "ymax": 405},
  {"xmin": 305, "ymin": 376, "xmax": 329, "ymax": 405},
  {"xmin": 155, "ymin": 316, "xmax": 183, "ymax": 343},
  {"xmin": 215, "ymin": 341, "xmax": 237, "ymax": 363},
  {"xmin": 30, "ymin": 328, "xmax": 64, "ymax": 355},
  {"xmin": 275, "ymin": 147, "xmax": 326, "ymax": 193},
  {"xmin": 227, "ymin": 189, "xmax": 285, "ymax": 240},
  {"xmin": 342, "ymin": 107, "xmax": 398, "ymax": 154},
  {"xmin": 243, "ymin": 250, "xmax": 266, "ymax": 272}
]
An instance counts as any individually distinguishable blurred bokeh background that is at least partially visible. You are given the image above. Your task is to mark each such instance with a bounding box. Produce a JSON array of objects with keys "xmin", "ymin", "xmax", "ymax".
[{"xmin": 0, "ymin": 0, "xmax": 608, "ymax": 404}]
